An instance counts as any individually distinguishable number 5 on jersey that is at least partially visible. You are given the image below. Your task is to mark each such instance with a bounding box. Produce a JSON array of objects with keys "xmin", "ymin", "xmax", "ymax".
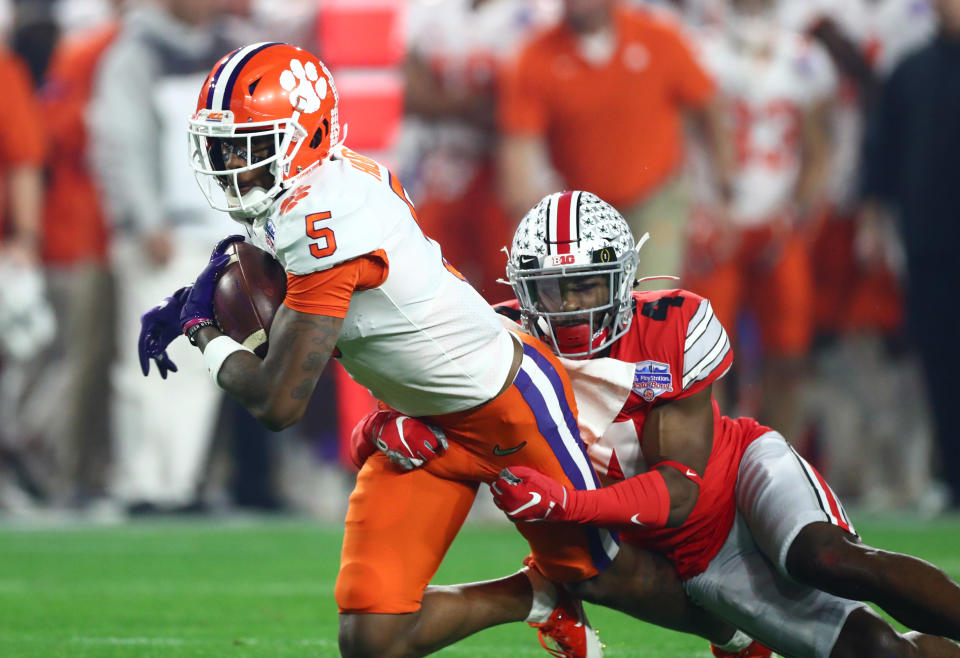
[{"xmin": 306, "ymin": 211, "xmax": 336, "ymax": 258}]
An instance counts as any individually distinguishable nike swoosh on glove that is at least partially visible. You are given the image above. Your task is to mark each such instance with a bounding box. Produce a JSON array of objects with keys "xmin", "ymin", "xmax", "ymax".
[
  {"xmin": 349, "ymin": 408, "xmax": 448, "ymax": 471},
  {"xmin": 491, "ymin": 466, "xmax": 569, "ymax": 522}
]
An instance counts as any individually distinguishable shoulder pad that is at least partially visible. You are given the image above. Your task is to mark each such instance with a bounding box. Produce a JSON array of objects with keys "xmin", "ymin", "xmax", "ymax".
[
  {"xmin": 681, "ymin": 296, "xmax": 731, "ymax": 391},
  {"xmin": 620, "ymin": 290, "xmax": 731, "ymax": 397},
  {"xmin": 269, "ymin": 162, "xmax": 385, "ymax": 275}
]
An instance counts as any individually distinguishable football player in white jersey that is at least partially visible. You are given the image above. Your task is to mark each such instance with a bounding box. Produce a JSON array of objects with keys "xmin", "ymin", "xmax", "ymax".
[
  {"xmin": 867, "ymin": 0, "xmax": 937, "ymax": 75},
  {"xmin": 683, "ymin": 0, "xmax": 835, "ymax": 442},
  {"xmin": 362, "ymin": 191, "xmax": 960, "ymax": 657},
  {"xmin": 399, "ymin": 0, "xmax": 557, "ymax": 300},
  {"xmin": 138, "ymin": 42, "xmax": 756, "ymax": 657}
]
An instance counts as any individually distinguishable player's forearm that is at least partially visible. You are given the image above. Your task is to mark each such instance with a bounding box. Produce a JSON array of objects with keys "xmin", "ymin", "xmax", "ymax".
[
  {"xmin": 563, "ymin": 471, "xmax": 670, "ymax": 529},
  {"xmin": 796, "ymin": 102, "xmax": 832, "ymax": 215},
  {"xmin": 195, "ymin": 329, "xmax": 319, "ymax": 432},
  {"xmin": 204, "ymin": 308, "xmax": 341, "ymax": 430},
  {"xmin": 6, "ymin": 165, "xmax": 43, "ymax": 257},
  {"xmin": 195, "ymin": 327, "xmax": 282, "ymax": 426},
  {"xmin": 694, "ymin": 100, "xmax": 735, "ymax": 202},
  {"xmin": 563, "ymin": 466, "xmax": 700, "ymax": 530}
]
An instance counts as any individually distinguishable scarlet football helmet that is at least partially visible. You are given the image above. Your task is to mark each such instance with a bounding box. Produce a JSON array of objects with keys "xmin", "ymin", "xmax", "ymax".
[
  {"xmin": 506, "ymin": 191, "xmax": 645, "ymax": 359},
  {"xmin": 188, "ymin": 42, "xmax": 342, "ymax": 219}
]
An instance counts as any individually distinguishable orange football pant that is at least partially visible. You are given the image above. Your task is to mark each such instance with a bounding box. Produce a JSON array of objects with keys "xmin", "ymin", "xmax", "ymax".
[{"xmin": 335, "ymin": 333, "xmax": 619, "ymax": 613}]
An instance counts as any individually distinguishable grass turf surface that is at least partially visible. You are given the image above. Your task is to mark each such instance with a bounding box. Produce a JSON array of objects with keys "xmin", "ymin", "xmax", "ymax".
[{"xmin": 0, "ymin": 515, "xmax": 958, "ymax": 657}]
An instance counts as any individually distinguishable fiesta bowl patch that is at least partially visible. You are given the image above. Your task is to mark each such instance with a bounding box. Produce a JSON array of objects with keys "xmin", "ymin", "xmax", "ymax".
[{"xmin": 633, "ymin": 361, "xmax": 673, "ymax": 402}]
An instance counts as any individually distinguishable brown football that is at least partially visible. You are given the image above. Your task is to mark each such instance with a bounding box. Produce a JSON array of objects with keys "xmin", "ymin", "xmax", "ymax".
[{"xmin": 213, "ymin": 241, "xmax": 287, "ymax": 358}]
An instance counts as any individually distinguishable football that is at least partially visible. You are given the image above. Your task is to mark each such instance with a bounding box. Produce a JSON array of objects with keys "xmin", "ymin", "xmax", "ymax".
[{"xmin": 213, "ymin": 241, "xmax": 287, "ymax": 358}]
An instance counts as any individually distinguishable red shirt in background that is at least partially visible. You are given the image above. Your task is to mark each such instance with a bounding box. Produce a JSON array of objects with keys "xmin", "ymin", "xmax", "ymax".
[
  {"xmin": 0, "ymin": 49, "xmax": 46, "ymax": 242},
  {"xmin": 499, "ymin": 6, "xmax": 714, "ymax": 208},
  {"xmin": 39, "ymin": 23, "xmax": 119, "ymax": 264}
]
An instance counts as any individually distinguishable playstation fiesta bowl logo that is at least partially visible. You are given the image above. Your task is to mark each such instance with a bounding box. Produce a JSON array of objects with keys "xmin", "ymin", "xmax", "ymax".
[{"xmin": 632, "ymin": 360, "xmax": 673, "ymax": 402}]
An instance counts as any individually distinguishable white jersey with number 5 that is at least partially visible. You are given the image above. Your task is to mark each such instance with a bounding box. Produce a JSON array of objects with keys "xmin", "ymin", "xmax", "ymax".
[{"xmin": 245, "ymin": 147, "xmax": 515, "ymax": 416}]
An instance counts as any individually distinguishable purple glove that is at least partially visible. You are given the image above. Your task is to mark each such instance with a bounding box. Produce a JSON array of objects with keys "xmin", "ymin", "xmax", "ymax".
[
  {"xmin": 179, "ymin": 235, "xmax": 245, "ymax": 336},
  {"xmin": 139, "ymin": 285, "xmax": 191, "ymax": 378}
]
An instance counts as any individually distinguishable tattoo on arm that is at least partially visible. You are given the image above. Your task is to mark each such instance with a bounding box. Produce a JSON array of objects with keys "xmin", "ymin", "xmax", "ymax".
[{"xmin": 216, "ymin": 307, "xmax": 344, "ymax": 428}]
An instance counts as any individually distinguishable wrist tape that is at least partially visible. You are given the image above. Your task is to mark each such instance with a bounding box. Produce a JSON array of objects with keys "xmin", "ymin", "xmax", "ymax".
[{"xmin": 202, "ymin": 335, "xmax": 253, "ymax": 388}]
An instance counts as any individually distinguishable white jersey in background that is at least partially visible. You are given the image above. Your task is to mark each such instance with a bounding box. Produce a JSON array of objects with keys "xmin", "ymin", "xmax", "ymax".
[
  {"xmin": 693, "ymin": 27, "xmax": 836, "ymax": 225},
  {"xmin": 398, "ymin": 0, "xmax": 557, "ymax": 200},
  {"xmin": 246, "ymin": 147, "xmax": 515, "ymax": 417},
  {"xmin": 776, "ymin": 0, "xmax": 882, "ymax": 210},
  {"xmin": 772, "ymin": 0, "xmax": 933, "ymax": 209},
  {"xmin": 867, "ymin": 0, "xmax": 936, "ymax": 76},
  {"xmin": 778, "ymin": 0, "xmax": 870, "ymax": 43}
]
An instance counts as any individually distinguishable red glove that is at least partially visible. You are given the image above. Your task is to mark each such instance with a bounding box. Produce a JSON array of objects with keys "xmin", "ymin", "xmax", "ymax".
[
  {"xmin": 491, "ymin": 465, "xmax": 674, "ymax": 528},
  {"xmin": 348, "ymin": 409, "xmax": 448, "ymax": 471},
  {"xmin": 490, "ymin": 466, "xmax": 570, "ymax": 522}
]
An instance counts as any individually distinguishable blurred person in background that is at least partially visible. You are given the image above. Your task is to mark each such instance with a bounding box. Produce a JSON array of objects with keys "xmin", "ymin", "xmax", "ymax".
[
  {"xmin": 864, "ymin": 0, "xmax": 937, "ymax": 75},
  {"xmin": 0, "ymin": 2, "xmax": 53, "ymax": 513},
  {"xmin": 681, "ymin": 0, "xmax": 835, "ymax": 442},
  {"xmin": 398, "ymin": 0, "xmax": 556, "ymax": 301},
  {"xmin": 860, "ymin": 0, "xmax": 960, "ymax": 512},
  {"xmin": 16, "ymin": 0, "xmax": 124, "ymax": 510},
  {"xmin": 787, "ymin": 0, "xmax": 941, "ymax": 511},
  {"xmin": 497, "ymin": 0, "xmax": 732, "ymax": 292},
  {"xmin": 87, "ymin": 0, "xmax": 258, "ymax": 514},
  {"xmin": 10, "ymin": 0, "xmax": 57, "ymax": 87},
  {"xmin": 221, "ymin": 0, "xmax": 319, "ymax": 52}
]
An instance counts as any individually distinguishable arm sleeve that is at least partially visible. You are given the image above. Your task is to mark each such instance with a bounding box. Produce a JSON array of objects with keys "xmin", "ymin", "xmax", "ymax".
[
  {"xmin": 566, "ymin": 469, "xmax": 671, "ymax": 529},
  {"xmin": 284, "ymin": 250, "xmax": 389, "ymax": 317},
  {"xmin": 681, "ymin": 298, "xmax": 732, "ymax": 394}
]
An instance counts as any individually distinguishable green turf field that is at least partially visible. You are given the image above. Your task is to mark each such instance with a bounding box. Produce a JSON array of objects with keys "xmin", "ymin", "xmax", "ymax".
[{"xmin": 0, "ymin": 514, "xmax": 958, "ymax": 657}]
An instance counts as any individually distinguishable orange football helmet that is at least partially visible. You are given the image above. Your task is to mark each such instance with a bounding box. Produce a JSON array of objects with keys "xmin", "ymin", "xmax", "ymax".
[{"xmin": 188, "ymin": 42, "xmax": 342, "ymax": 219}]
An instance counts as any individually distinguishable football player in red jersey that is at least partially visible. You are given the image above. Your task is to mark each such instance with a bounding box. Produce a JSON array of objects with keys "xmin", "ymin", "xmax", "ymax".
[{"xmin": 360, "ymin": 191, "xmax": 960, "ymax": 657}]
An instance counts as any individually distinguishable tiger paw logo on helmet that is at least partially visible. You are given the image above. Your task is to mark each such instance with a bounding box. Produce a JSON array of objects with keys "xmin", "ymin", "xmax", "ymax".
[
  {"xmin": 190, "ymin": 43, "xmax": 341, "ymax": 221},
  {"xmin": 279, "ymin": 59, "xmax": 328, "ymax": 113}
]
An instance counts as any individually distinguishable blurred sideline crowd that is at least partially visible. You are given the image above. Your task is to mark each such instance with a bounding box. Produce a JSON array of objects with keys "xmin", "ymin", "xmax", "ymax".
[{"xmin": 0, "ymin": 0, "xmax": 957, "ymax": 522}]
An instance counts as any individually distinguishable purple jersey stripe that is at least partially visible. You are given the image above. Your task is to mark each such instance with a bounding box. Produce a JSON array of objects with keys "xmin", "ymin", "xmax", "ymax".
[
  {"xmin": 521, "ymin": 343, "xmax": 600, "ymax": 488},
  {"xmin": 513, "ymin": 366, "xmax": 618, "ymax": 571}
]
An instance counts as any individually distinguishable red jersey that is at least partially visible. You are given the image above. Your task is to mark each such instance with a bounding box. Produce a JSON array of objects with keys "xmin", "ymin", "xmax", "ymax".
[
  {"xmin": 592, "ymin": 289, "xmax": 768, "ymax": 578},
  {"xmin": 494, "ymin": 290, "xmax": 769, "ymax": 577}
]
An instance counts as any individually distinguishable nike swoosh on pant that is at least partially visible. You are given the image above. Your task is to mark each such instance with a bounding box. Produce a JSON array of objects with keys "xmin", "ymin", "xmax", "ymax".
[
  {"xmin": 493, "ymin": 441, "xmax": 527, "ymax": 456},
  {"xmin": 630, "ymin": 514, "xmax": 646, "ymax": 526}
]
